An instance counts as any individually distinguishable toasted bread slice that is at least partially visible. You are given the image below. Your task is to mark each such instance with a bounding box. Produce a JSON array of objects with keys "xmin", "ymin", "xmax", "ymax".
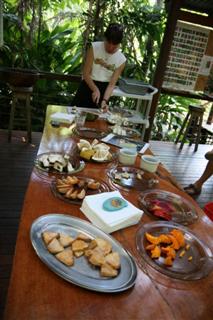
[
  {"xmin": 100, "ymin": 263, "xmax": 118, "ymax": 277},
  {"xmin": 72, "ymin": 240, "xmax": 89, "ymax": 252},
  {"xmin": 105, "ymin": 252, "xmax": 121, "ymax": 269},
  {"xmin": 56, "ymin": 248, "xmax": 74, "ymax": 266},
  {"xmin": 95, "ymin": 238, "xmax": 112, "ymax": 256},
  {"xmin": 59, "ymin": 234, "xmax": 74, "ymax": 247},
  {"xmin": 47, "ymin": 238, "xmax": 64, "ymax": 254},
  {"xmin": 89, "ymin": 251, "xmax": 105, "ymax": 267},
  {"xmin": 76, "ymin": 233, "xmax": 92, "ymax": 242},
  {"xmin": 88, "ymin": 239, "xmax": 97, "ymax": 250},
  {"xmin": 42, "ymin": 231, "xmax": 58, "ymax": 245}
]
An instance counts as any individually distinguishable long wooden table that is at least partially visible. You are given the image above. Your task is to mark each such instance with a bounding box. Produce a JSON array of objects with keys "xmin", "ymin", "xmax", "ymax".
[{"xmin": 4, "ymin": 105, "xmax": 213, "ymax": 320}]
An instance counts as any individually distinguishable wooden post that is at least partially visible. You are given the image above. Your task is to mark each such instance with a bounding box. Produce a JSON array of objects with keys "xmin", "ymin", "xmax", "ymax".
[
  {"xmin": 0, "ymin": 0, "xmax": 3, "ymax": 47},
  {"xmin": 207, "ymin": 103, "xmax": 213, "ymax": 124},
  {"xmin": 144, "ymin": 0, "xmax": 181, "ymax": 141}
]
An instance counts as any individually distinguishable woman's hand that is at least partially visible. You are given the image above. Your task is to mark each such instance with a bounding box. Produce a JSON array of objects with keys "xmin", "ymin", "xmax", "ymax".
[
  {"xmin": 92, "ymin": 88, "xmax": 100, "ymax": 104},
  {"xmin": 101, "ymin": 99, "xmax": 109, "ymax": 113}
]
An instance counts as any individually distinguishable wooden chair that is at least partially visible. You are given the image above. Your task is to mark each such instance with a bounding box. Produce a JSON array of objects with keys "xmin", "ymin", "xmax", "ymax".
[
  {"xmin": 8, "ymin": 86, "xmax": 33, "ymax": 143},
  {"xmin": 175, "ymin": 105, "xmax": 205, "ymax": 152}
]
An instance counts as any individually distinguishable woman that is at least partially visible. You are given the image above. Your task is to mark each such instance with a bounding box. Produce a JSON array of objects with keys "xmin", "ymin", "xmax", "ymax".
[{"xmin": 72, "ymin": 23, "xmax": 126, "ymax": 111}]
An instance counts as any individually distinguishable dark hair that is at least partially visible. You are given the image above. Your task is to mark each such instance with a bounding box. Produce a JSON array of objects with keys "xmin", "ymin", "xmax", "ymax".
[{"xmin": 104, "ymin": 23, "xmax": 124, "ymax": 45}]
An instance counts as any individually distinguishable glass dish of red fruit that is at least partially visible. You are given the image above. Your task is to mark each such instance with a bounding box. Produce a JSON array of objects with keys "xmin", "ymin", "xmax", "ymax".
[{"xmin": 138, "ymin": 189, "xmax": 198, "ymax": 225}]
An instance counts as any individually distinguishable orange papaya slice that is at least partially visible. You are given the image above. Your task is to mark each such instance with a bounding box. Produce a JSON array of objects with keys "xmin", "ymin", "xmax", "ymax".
[
  {"xmin": 145, "ymin": 244, "xmax": 156, "ymax": 250},
  {"xmin": 164, "ymin": 256, "xmax": 173, "ymax": 266},
  {"xmin": 151, "ymin": 245, "xmax": 161, "ymax": 258},
  {"xmin": 168, "ymin": 234, "xmax": 180, "ymax": 250},
  {"xmin": 145, "ymin": 232, "xmax": 160, "ymax": 245},
  {"xmin": 170, "ymin": 229, "xmax": 185, "ymax": 247},
  {"xmin": 158, "ymin": 234, "xmax": 171, "ymax": 244},
  {"xmin": 161, "ymin": 246, "xmax": 176, "ymax": 259}
]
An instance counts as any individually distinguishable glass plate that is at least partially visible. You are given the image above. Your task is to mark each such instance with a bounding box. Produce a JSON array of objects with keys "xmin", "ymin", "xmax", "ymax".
[
  {"xmin": 107, "ymin": 165, "xmax": 157, "ymax": 191},
  {"xmin": 51, "ymin": 175, "xmax": 111, "ymax": 205},
  {"xmin": 31, "ymin": 214, "xmax": 137, "ymax": 292},
  {"xmin": 75, "ymin": 127, "xmax": 110, "ymax": 139},
  {"xmin": 35, "ymin": 152, "xmax": 85, "ymax": 175},
  {"xmin": 111, "ymin": 127, "xmax": 141, "ymax": 139},
  {"xmin": 138, "ymin": 189, "xmax": 198, "ymax": 225},
  {"xmin": 110, "ymin": 107, "xmax": 133, "ymax": 118},
  {"xmin": 136, "ymin": 221, "xmax": 213, "ymax": 280}
]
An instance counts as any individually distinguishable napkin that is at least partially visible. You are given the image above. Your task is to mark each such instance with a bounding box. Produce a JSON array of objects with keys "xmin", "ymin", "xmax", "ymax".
[
  {"xmin": 80, "ymin": 191, "xmax": 143, "ymax": 233},
  {"xmin": 50, "ymin": 112, "xmax": 75, "ymax": 124}
]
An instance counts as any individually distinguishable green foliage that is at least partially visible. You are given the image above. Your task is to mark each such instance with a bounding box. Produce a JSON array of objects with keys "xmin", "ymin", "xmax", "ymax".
[
  {"xmin": 0, "ymin": 0, "xmax": 183, "ymax": 137},
  {"xmin": 151, "ymin": 95, "xmax": 199, "ymax": 141}
]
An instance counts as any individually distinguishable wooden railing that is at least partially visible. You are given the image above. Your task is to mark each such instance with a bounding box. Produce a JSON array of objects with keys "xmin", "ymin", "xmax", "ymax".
[{"xmin": 38, "ymin": 71, "xmax": 82, "ymax": 83}]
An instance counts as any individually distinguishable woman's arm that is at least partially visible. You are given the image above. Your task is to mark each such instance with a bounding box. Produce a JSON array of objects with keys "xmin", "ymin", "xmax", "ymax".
[
  {"xmin": 101, "ymin": 62, "xmax": 126, "ymax": 110},
  {"xmin": 83, "ymin": 47, "xmax": 100, "ymax": 104}
]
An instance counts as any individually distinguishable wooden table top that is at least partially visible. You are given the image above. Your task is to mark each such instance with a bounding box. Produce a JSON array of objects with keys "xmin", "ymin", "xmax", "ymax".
[{"xmin": 4, "ymin": 105, "xmax": 213, "ymax": 320}]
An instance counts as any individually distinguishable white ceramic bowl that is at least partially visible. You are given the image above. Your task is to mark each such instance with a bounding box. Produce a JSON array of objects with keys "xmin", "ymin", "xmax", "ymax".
[
  {"xmin": 140, "ymin": 155, "xmax": 159, "ymax": 173},
  {"xmin": 119, "ymin": 148, "xmax": 137, "ymax": 165}
]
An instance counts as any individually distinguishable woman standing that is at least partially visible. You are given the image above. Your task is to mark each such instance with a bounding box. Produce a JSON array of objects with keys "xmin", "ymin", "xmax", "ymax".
[{"xmin": 72, "ymin": 23, "xmax": 126, "ymax": 111}]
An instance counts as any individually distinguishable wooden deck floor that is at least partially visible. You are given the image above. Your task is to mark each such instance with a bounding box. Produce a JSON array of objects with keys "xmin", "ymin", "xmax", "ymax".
[
  {"xmin": 151, "ymin": 141, "xmax": 213, "ymax": 208},
  {"xmin": 0, "ymin": 130, "xmax": 212, "ymax": 319}
]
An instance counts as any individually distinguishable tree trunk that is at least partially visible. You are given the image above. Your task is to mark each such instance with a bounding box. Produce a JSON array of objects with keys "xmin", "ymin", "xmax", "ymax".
[
  {"xmin": 82, "ymin": 0, "xmax": 95, "ymax": 68},
  {"xmin": 29, "ymin": 0, "xmax": 36, "ymax": 47},
  {"xmin": 0, "ymin": 0, "xmax": 3, "ymax": 47},
  {"xmin": 141, "ymin": 0, "xmax": 163, "ymax": 80},
  {"xmin": 37, "ymin": 0, "xmax": 42, "ymax": 54}
]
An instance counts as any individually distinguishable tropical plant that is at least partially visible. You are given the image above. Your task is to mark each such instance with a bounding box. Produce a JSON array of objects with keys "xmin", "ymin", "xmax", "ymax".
[
  {"xmin": 0, "ymin": 0, "xmax": 199, "ymax": 139},
  {"xmin": 151, "ymin": 94, "xmax": 199, "ymax": 141}
]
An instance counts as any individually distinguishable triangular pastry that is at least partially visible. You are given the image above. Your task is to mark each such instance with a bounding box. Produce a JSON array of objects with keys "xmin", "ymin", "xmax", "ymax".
[
  {"xmin": 105, "ymin": 252, "xmax": 120, "ymax": 269},
  {"xmin": 42, "ymin": 231, "xmax": 58, "ymax": 245},
  {"xmin": 95, "ymin": 238, "xmax": 112, "ymax": 255},
  {"xmin": 59, "ymin": 234, "xmax": 74, "ymax": 247},
  {"xmin": 89, "ymin": 251, "xmax": 105, "ymax": 267},
  {"xmin": 72, "ymin": 240, "xmax": 89, "ymax": 252},
  {"xmin": 55, "ymin": 248, "xmax": 74, "ymax": 266},
  {"xmin": 76, "ymin": 233, "xmax": 92, "ymax": 242},
  {"xmin": 47, "ymin": 238, "xmax": 64, "ymax": 254},
  {"xmin": 100, "ymin": 263, "xmax": 118, "ymax": 277}
]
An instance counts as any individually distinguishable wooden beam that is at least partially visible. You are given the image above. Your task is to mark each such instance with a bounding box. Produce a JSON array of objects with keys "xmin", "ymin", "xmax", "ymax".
[
  {"xmin": 179, "ymin": 10, "xmax": 213, "ymax": 28},
  {"xmin": 161, "ymin": 87, "xmax": 213, "ymax": 102},
  {"xmin": 39, "ymin": 71, "xmax": 81, "ymax": 83},
  {"xmin": 144, "ymin": 0, "xmax": 182, "ymax": 141}
]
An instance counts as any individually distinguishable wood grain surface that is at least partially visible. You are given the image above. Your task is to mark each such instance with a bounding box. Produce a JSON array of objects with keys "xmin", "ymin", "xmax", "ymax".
[{"xmin": 3, "ymin": 106, "xmax": 213, "ymax": 320}]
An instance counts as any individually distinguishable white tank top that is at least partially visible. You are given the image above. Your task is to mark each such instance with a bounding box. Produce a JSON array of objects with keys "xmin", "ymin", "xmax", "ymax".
[{"xmin": 91, "ymin": 42, "xmax": 126, "ymax": 82}]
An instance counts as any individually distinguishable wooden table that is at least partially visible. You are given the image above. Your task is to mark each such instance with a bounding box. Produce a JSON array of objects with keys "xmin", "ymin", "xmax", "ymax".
[{"xmin": 4, "ymin": 105, "xmax": 213, "ymax": 320}]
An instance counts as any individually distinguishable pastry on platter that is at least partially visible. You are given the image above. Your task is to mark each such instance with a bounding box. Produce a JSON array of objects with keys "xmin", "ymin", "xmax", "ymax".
[
  {"xmin": 100, "ymin": 263, "xmax": 118, "ymax": 277},
  {"xmin": 47, "ymin": 238, "xmax": 64, "ymax": 254},
  {"xmin": 42, "ymin": 231, "xmax": 59, "ymax": 245},
  {"xmin": 42, "ymin": 231, "xmax": 121, "ymax": 278},
  {"xmin": 59, "ymin": 234, "xmax": 74, "ymax": 247},
  {"xmin": 55, "ymin": 248, "xmax": 74, "ymax": 266}
]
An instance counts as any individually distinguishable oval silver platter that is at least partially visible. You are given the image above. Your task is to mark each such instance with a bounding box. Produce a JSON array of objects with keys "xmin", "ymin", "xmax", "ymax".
[{"xmin": 30, "ymin": 214, "xmax": 137, "ymax": 292}]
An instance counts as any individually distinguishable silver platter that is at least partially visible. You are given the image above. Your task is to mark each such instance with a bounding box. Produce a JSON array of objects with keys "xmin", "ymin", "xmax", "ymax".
[{"xmin": 31, "ymin": 214, "xmax": 137, "ymax": 292}]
